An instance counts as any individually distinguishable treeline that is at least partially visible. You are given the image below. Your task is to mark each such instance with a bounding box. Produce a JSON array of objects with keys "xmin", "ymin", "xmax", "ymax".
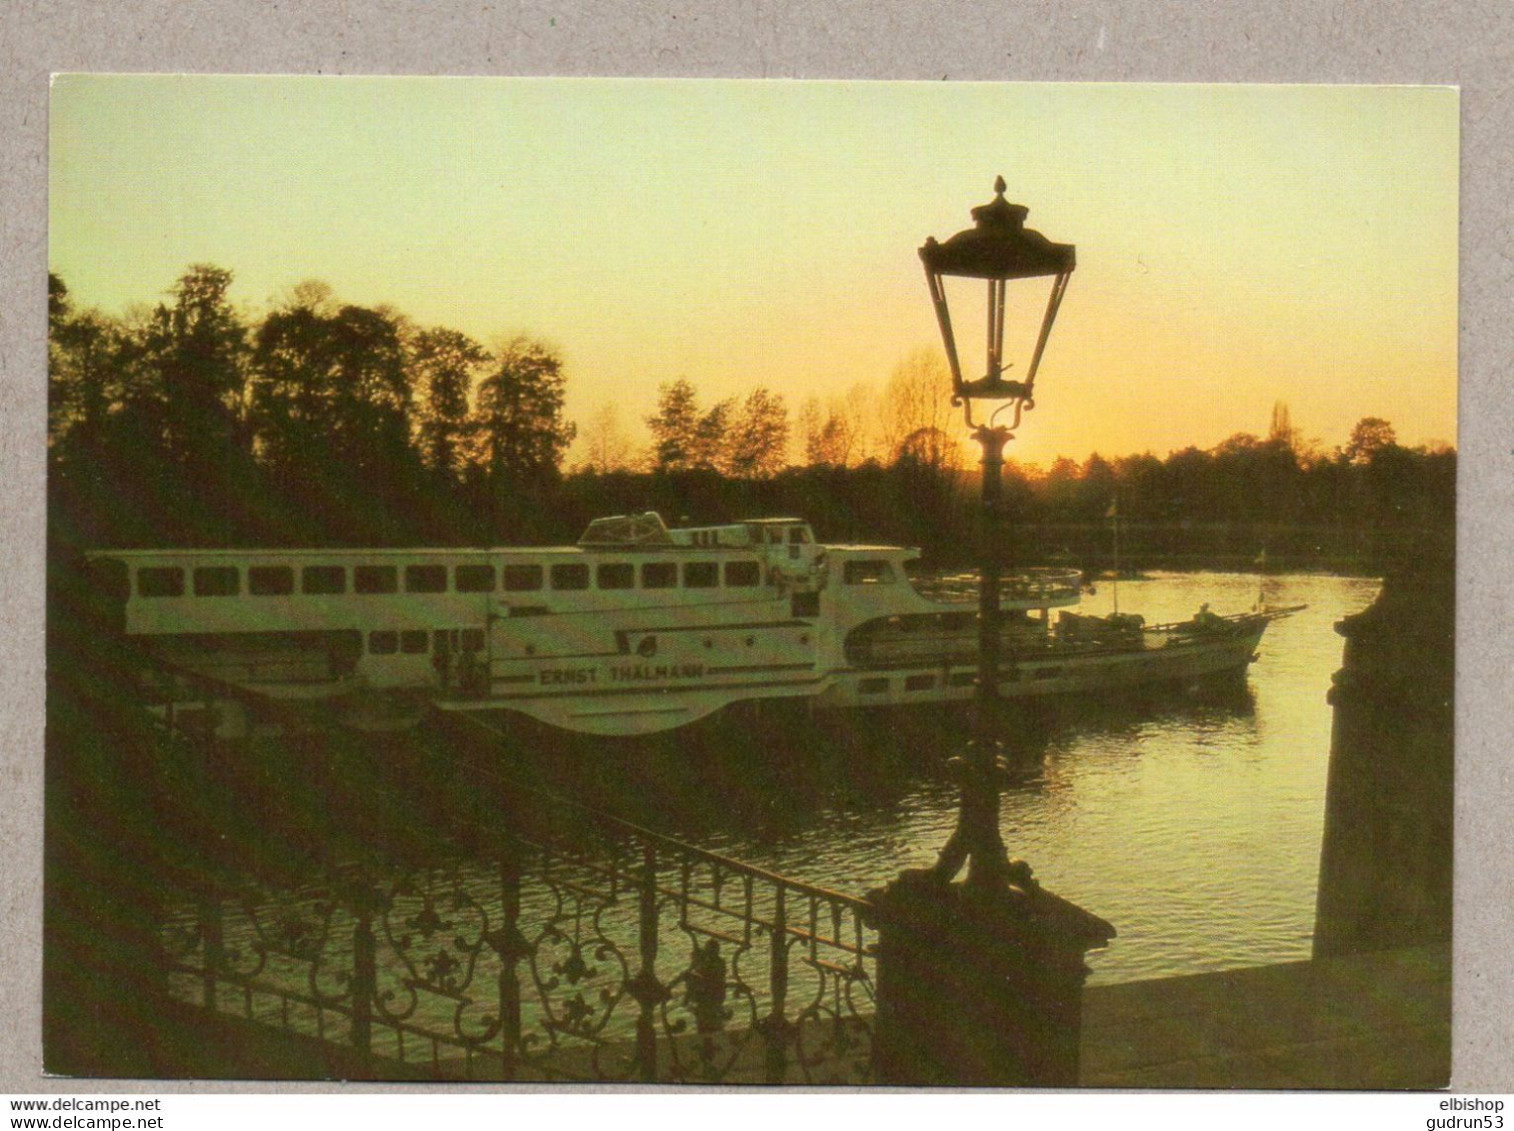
[
  {"xmin": 49, "ymin": 266, "xmax": 575, "ymax": 549},
  {"xmin": 48, "ymin": 265, "xmax": 1454, "ymax": 570}
]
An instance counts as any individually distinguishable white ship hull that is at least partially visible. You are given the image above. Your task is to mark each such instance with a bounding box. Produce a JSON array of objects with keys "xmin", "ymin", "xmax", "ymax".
[
  {"xmin": 429, "ymin": 620, "xmax": 1266, "ymax": 736},
  {"xmin": 90, "ymin": 513, "xmax": 1293, "ymax": 738},
  {"xmin": 815, "ymin": 629, "xmax": 1265, "ymax": 712}
]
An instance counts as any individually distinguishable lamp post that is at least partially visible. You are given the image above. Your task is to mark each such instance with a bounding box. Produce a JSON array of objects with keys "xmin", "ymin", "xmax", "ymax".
[
  {"xmin": 919, "ymin": 176, "xmax": 1075, "ymax": 890},
  {"xmin": 868, "ymin": 179, "xmax": 1110, "ymax": 1088}
]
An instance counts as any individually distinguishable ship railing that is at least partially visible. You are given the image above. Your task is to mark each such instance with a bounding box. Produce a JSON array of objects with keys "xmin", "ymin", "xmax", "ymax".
[
  {"xmin": 1138, "ymin": 608, "xmax": 1281, "ymax": 639},
  {"xmin": 161, "ymin": 770, "xmax": 877, "ymax": 1084},
  {"xmin": 914, "ymin": 567, "xmax": 1084, "ymax": 606}
]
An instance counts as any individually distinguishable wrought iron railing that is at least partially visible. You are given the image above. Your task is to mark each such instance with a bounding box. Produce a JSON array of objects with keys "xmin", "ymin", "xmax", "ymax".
[{"xmin": 162, "ymin": 780, "xmax": 877, "ymax": 1083}]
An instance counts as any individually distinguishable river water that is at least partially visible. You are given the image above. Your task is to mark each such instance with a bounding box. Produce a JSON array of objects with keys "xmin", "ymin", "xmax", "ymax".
[{"xmin": 514, "ymin": 571, "xmax": 1380, "ymax": 987}]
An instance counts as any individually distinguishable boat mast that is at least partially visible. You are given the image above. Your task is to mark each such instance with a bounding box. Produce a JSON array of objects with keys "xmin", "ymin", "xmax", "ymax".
[{"xmin": 1109, "ymin": 496, "xmax": 1120, "ymax": 616}]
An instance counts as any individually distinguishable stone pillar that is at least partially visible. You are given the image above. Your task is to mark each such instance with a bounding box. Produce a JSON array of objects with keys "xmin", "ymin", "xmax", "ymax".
[
  {"xmin": 869, "ymin": 869, "xmax": 1114, "ymax": 1087},
  {"xmin": 1313, "ymin": 551, "xmax": 1454, "ymax": 956}
]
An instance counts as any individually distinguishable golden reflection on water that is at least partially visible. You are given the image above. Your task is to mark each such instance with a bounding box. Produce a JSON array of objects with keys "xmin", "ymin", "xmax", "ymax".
[{"xmin": 669, "ymin": 572, "xmax": 1380, "ymax": 985}]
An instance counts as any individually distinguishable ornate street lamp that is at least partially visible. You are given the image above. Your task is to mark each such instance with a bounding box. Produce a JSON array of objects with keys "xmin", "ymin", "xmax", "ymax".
[
  {"xmin": 869, "ymin": 185, "xmax": 1108, "ymax": 1086},
  {"xmin": 920, "ymin": 177, "xmax": 1075, "ymax": 889}
]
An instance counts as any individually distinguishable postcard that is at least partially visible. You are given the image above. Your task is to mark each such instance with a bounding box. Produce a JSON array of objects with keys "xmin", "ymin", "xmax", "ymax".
[{"xmin": 43, "ymin": 76, "xmax": 1456, "ymax": 1088}]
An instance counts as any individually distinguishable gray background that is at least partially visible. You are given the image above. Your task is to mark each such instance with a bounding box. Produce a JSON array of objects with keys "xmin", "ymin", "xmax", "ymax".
[{"xmin": 1, "ymin": 0, "xmax": 1507, "ymax": 1094}]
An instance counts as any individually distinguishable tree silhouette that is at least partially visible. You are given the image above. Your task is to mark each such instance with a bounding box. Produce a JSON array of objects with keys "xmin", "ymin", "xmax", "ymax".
[
  {"xmin": 878, "ymin": 348, "xmax": 958, "ymax": 468},
  {"xmin": 250, "ymin": 300, "xmax": 338, "ymax": 490},
  {"xmin": 114, "ymin": 265, "xmax": 254, "ymax": 540},
  {"xmin": 412, "ymin": 327, "xmax": 489, "ymax": 481},
  {"xmin": 475, "ymin": 335, "xmax": 576, "ymax": 531},
  {"xmin": 647, "ymin": 378, "xmax": 702, "ymax": 472},
  {"xmin": 646, "ymin": 378, "xmax": 733, "ymax": 472},
  {"xmin": 891, "ymin": 425, "xmax": 966, "ymax": 549},
  {"xmin": 246, "ymin": 295, "xmax": 422, "ymax": 541},
  {"xmin": 1040, "ymin": 456, "xmax": 1081, "ymax": 516},
  {"xmin": 726, "ymin": 387, "xmax": 789, "ymax": 478},
  {"xmin": 1344, "ymin": 417, "xmax": 1398, "ymax": 465},
  {"xmin": 1269, "ymin": 400, "xmax": 1301, "ymax": 454},
  {"xmin": 48, "ymin": 273, "xmax": 120, "ymax": 455},
  {"xmin": 798, "ymin": 386, "xmax": 870, "ymax": 468},
  {"xmin": 797, "ymin": 396, "xmax": 835, "ymax": 467},
  {"xmin": 146, "ymin": 265, "xmax": 249, "ymax": 476},
  {"xmin": 1061, "ymin": 452, "xmax": 1114, "ymax": 523},
  {"xmin": 1110, "ymin": 453, "xmax": 1164, "ymax": 520},
  {"xmin": 575, "ymin": 403, "xmax": 638, "ymax": 474},
  {"xmin": 326, "ymin": 305, "xmax": 412, "ymax": 481}
]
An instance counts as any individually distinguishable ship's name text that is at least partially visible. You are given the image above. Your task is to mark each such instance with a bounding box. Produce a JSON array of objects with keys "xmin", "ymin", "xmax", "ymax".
[{"xmin": 539, "ymin": 663, "xmax": 705, "ymax": 686}]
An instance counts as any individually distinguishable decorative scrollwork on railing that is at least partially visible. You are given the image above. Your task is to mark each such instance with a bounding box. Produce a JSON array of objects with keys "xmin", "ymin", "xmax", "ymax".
[
  {"xmin": 377, "ymin": 863, "xmax": 499, "ymax": 1050},
  {"xmin": 239, "ymin": 887, "xmax": 335, "ymax": 984},
  {"xmin": 516, "ymin": 849, "xmax": 637, "ymax": 1080},
  {"xmin": 160, "ymin": 778, "xmax": 879, "ymax": 1083}
]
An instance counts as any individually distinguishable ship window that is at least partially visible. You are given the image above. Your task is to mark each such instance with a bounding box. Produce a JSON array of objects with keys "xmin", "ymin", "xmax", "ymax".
[
  {"xmin": 641, "ymin": 561, "xmax": 678, "ymax": 589},
  {"xmin": 683, "ymin": 561, "xmax": 718, "ymax": 589},
  {"xmin": 400, "ymin": 630, "xmax": 429, "ymax": 654},
  {"xmin": 503, "ymin": 564, "xmax": 544, "ymax": 591},
  {"xmin": 368, "ymin": 630, "xmax": 398, "ymax": 655},
  {"xmin": 768, "ymin": 529, "xmax": 783, "ymax": 544},
  {"xmin": 405, "ymin": 565, "xmax": 447, "ymax": 593},
  {"xmin": 551, "ymin": 563, "xmax": 590, "ymax": 591},
  {"xmin": 302, "ymin": 566, "xmax": 346, "ymax": 595},
  {"xmin": 248, "ymin": 566, "xmax": 294, "ymax": 596},
  {"xmin": 905, "ymin": 674, "xmax": 936, "ymax": 692},
  {"xmin": 843, "ymin": 560, "xmax": 894, "ymax": 585},
  {"xmin": 789, "ymin": 527, "xmax": 810, "ymax": 544},
  {"xmin": 354, "ymin": 565, "xmax": 398, "ymax": 594},
  {"xmin": 597, "ymin": 563, "xmax": 634, "ymax": 590},
  {"xmin": 792, "ymin": 592, "xmax": 820, "ymax": 618},
  {"xmin": 461, "ymin": 628, "xmax": 485, "ymax": 652},
  {"xmin": 724, "ymin": 560, "xmax": 761, "ymax": 587},
  {"xmin": 193, "ymin": 566, "xmax": 240, "ymax": 597},
  {"xmin": 455, "ymin": 565, "xmax": 495, "ymax": 592},
  {"xmin": 137, "ymin": 566, "xmax": 184, "ymax": 598}
]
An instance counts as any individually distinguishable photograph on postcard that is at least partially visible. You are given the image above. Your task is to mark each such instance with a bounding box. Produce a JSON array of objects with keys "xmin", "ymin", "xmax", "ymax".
[{"xmin": 44, "ymin": 77, "xmax": 1455, "ymax": 1086}]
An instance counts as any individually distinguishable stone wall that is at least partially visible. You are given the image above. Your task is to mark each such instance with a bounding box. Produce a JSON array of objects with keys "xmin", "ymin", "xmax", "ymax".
[{"xmin": 1313, "ymin": 548, "xmax": 1454, "ymax": 956}]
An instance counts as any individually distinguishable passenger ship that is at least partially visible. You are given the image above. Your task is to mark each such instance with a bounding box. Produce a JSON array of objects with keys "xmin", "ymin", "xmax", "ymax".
[{"xmin": 88, "ymin": 514, "xmax": 1296, "ymax": 737}]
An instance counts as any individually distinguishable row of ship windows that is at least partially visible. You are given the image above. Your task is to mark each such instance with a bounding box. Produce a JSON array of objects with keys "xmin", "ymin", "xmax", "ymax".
[{"xmin": 133, "ymin": 560, "xmax": 769, "ymax": 599}]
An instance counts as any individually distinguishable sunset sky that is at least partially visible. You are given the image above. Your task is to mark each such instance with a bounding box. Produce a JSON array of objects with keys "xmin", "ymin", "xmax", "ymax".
[{"xmin": 48, "ymin": 77, "xmax": 1458, "ymax": 467}]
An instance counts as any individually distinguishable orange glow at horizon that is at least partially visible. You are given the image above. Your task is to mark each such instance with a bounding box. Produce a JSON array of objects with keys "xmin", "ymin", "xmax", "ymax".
[{"xmin": 48, "ymin": 78, "xmax": 1458, "ymax": 465}]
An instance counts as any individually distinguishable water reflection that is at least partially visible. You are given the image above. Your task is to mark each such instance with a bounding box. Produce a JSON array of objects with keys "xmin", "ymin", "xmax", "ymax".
[{"xmin": 436, "ymin": 680, "xmax": 1260, "ymax": 843}]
